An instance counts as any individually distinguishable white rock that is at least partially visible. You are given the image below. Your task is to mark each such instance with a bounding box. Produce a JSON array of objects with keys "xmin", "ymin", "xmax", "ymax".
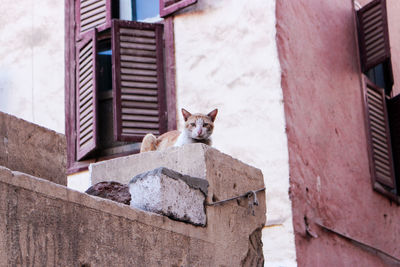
[{"xmin": 129, "ymin": 167, "xmax": 208, "ymax": 226}]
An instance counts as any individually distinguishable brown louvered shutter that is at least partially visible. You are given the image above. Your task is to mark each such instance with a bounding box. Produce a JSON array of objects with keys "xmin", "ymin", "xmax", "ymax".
[
  {"xmin": 112, "ymin": 20, "xmax": 167, "ymax": 142},
  {"xmin": 76, "ymin": 0, "xmax": 112, "ymax": 38},
  {"xmin": 76, "ymin": 30, "xmax": 98, "ymax": 160},
  {"xmin": 357, "ymin": 0, "xmax": 390, "ymax": 72},
  {"xmin": 159, "ymin": 0, "xmax": 197, "ymax": 17},
  {"xmin": 363, "ymin": 76, "xmax": 396, "ymax": 189}
]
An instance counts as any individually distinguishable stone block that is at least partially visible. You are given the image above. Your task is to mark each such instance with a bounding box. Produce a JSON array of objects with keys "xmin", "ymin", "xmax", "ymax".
[
  {"xmin": 0, "ymin": 112, "xmax": 66, "ymax": 185},
  {"xmin": 90, "ymin": 144, "xmax": 209, "ymax": 185},
  {"xmin": 129, "ymin": 167, "xmax": 208, "ymax": 226},
  {"xmin": 86, "ymin": 181, "xmax": 131, "ymax": 205}
]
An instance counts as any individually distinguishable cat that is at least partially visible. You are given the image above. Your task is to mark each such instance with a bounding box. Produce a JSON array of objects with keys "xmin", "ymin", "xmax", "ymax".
[{"xmin": 140, "ymin": 108, "xmax": 218, "ymax": 153}]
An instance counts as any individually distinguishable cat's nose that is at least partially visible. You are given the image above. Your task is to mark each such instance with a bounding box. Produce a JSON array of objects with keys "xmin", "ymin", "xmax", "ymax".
[{"xmin": 197, "ymin": 129, "xmax": 202, "ymax": 136}]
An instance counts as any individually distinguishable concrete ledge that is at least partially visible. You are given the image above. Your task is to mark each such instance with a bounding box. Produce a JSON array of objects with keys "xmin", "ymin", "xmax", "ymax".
[
  {"xmin": 0, "ymin": 111, "xmax": 66, "ymax": 185},
  {"xmin": 1, "ymin": 144, "xmax": 266, "ymax": 266}
]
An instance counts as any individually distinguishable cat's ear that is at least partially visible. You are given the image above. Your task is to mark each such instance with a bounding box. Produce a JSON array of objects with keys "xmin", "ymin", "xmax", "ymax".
[
  {"xmin": 181, "ymin": 108, "xmax": 192, "ymax": 121},
  {"xmin": 207, "ymin": 109, "xmax": 218, "ymax": 122}
]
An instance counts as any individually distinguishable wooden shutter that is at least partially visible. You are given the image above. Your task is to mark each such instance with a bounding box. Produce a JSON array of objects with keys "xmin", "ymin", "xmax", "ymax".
[
  {"xmin": 112, "ymin": 20, "xmax": 167, "ymax": 142},
  {"xmin": 159, "ymin": 0, "xmax": 197, "ymax": 17},
  {"xmin": 363, "ymin": 76, "xmax": 396, "ymax": 189},
  {"xmin": 76, "ymin": 0, "xmax": 112, "ymax": 38},
  {"xmin": 76, "ymin": 30, "xmax": 98, "ymax": 160},
  {"xmin": 357, "ymin": 0, "xmax": 390, "ymax": 72}
]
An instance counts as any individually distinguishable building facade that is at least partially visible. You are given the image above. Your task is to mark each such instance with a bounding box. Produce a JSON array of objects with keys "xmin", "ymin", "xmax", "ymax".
[{"xmin": 2, "ymin": 0, "xmax": 400, "ymax": 265}]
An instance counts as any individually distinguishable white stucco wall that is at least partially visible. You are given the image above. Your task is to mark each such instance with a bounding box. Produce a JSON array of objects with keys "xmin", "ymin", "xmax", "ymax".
[
  {"xmin": 0, "ymin": 0, "xmax": 65, "ymax": 133},
  {"xmin": 173, "ymin": 0, "xmax": 297, "ymax": 265}
]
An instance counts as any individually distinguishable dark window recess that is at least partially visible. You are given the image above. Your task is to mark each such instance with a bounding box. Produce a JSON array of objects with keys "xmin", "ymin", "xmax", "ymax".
[
  {"xmin": 388, "ymin": 95, "xmax": 400, "ymax": 194},
  {"xmin": 366, "ymin": 61, "xmax": 393, "ymax": 96},
  {"xmin": 97, "ymin": 44, "xmax": 112, "ymax": 92}
]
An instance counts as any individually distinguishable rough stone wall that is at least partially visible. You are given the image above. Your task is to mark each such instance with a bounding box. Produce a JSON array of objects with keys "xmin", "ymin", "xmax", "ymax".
[
  {"xmin": 0, "ymin": 111, "xmax": 66, "ymax": 185},
  {"xmin": 277, "ymin": 0, "xmax": 400, "ymax": 265},
  {"xmin": 1, "ymin": 145, "xmax": 266, "ymax": 266}
]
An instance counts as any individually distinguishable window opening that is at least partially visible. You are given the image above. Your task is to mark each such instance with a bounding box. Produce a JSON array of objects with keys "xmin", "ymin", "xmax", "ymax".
[
  {"xmin": 119, "ymin": 0, "xmax": 160, "ymax": 21},
  {"xmin": 365, "ymin": 61, "xmax": 393, "ymax": 96}
]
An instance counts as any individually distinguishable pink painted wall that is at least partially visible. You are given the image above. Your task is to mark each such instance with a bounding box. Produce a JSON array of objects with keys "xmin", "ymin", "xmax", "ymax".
[{"xmin": 277, "ymin": 0, "xmax": 400, "ymax": 265}]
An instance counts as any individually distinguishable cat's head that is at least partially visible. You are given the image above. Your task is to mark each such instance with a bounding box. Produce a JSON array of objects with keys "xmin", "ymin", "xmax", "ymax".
[{"xmin": 181, "ymin": 108, "xmax": 218, "ymax": 140}]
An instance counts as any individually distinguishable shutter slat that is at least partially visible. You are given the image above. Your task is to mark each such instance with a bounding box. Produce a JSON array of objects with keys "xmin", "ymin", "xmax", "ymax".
[
  {"xmin": 122, "ymin": 121, "xmax": 159, "ymax": 129},
  {"xmin": 121, "ymin": 88, "xmax": 158, "ymax": 96},
  {"xmin": 120, "ymin": 35, "xmax": 156, "ymax": 44},
  {"xmin": 79, "ymin": 105, "xmax": 94, "ymax": 123},
  {"xmin": 79, "ymin": 48, "xmax": 93, "ymax": 72},
  {"xmin": 122, "ymin": 108, "xmax": 159, "ymax": 116},
  {"xmin": 79, "ymin": 131, "xmax": 94, "ymax": 147},
  {"xmin": 81, "ymin": 15, "xmax": 106, "ymax": 32},
  {"xmin": 122, "ymin": 128, "xmax": 159, "ymax": 135},
  {"xmin": 121, "ymin": 55, "xmax": 157, "ymax": 64},
  {"xmin": 121, "ymin": 74, "xmax": 158, "ymax": 83},
  {"xmin": 79, "ymin": 82, "xmax": 93, "ymax": 100},
  {"xmin": 120, "ymin": 42, "xmax": 157, "ymax": 51},
  {"xmin": 121, "ymin": 68, "xmax": 157, "ymax": 77},
  {"xmin": 121, "ymin": 61, "xmax": 157, "ymax": 70},
  {"xmin": 81, "ymin": 5, "xmax": 106, "ymax": 21},
  {"xmin": 81, "ymin": 0, "xmax": 105, "ymax": 9},
  {"xmin": 363, "ymin": 76, "xmax": 396, "ymax": 188},
  {"xmin": 120, "ymin": 28, "xmax": 156, "ymax": 38},
  {"xmin": 79, "ymin": 68, "xmax": 93, "ymax": 86},
  {"xmin": 79, "ymin": 42, "xmax": 93, "ymax": 60},
  {"xmin": 121, "ymin": 95, "xmax": 158, "ymax": 102},
  {"xmin": 121, "ymin": 101, "xmax": 159, "ymax": 109},
  {"xmin": 120, "ymin": 48, "xmax": 157, "ymax": 58},
  {"xmin": 121, "ymin": 81, "xmax": 158, "ymax": 89},
  {"xmin": 122, "ymin": 114, "xmax": 159, "ymax": 122}
]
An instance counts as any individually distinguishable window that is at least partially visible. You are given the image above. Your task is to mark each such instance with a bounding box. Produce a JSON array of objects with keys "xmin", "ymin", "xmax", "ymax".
[
  {"xmin": 65, "ymin": 0, "xmax": 198, "ymax": 173},
  {"xmin": 357, "ymin": 0, "xmax": 400, "ymax": 201}
]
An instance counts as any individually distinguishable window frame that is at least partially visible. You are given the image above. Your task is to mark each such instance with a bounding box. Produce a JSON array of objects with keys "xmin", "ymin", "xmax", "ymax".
[{"xmin": 65, "ymin": 0, "xmax": 179, "ymax": 174}]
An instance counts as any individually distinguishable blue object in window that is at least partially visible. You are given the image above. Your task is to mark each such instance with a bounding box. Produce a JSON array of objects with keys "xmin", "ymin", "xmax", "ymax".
[
  {"xmin": 98, "ymin": 50, "xmax": 112, "ymax": 56},
  {"xmin": 133, "ymin": 0, "xmax": 159, "ymax": 21}
]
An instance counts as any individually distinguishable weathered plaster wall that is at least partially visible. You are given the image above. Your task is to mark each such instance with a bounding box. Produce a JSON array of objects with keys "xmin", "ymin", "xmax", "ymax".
[
  {"xmin": 0, "ymin": 0, "xmax": 64, "ymax": 133},
  {"xmin": 277, "ymin": 0, "xmax": 400, "ymax": 265},
  {"xmin": 173, "ymin": 0, "xmax": 296, "ymax": 265}
]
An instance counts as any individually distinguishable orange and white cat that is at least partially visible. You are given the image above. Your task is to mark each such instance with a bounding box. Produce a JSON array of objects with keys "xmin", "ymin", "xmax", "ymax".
[{"xmin": 140, "ymin": 108, "xmax": 218, "ymax": 153}]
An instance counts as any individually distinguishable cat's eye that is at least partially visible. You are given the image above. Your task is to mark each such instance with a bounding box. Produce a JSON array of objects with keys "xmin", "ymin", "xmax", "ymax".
[
  {"xmin": 190, "ymin": 123, "xmax": 196, "ymax": 127},
  {"xmin": 203, "ymin": 123, "xmax": 209, "ymax": 127}
]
